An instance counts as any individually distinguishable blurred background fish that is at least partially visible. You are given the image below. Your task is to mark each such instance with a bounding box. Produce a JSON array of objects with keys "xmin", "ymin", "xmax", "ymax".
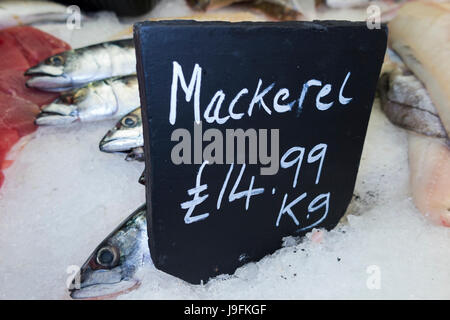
[
  {"xmin": 0, "ymin": 0, "xmax": 74, "ymax": 29},
  {"xmin": 25, "ymin": 39, "xmax": 136, "ymax": 92}
]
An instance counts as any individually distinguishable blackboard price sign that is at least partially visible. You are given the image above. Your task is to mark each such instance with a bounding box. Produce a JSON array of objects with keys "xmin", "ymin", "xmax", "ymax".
[{"xmin": 134, "ymin": 20, "xmax": 387, "ymax": 284}]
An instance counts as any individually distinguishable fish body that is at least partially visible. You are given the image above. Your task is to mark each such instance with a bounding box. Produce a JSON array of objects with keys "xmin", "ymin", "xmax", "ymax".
[
  {"xmin": 378, "ymin": 64, "xmax": 447, "ymax": 139},
  {"xmin": 379, "ymin": 1, "xmax": 450, "ymax": 227},
  {"xmin": 408, "ymin": 134, "xmax": 450, "ymax": 227},
  {"xmin": 36, "ymin": 75, "xmax": 140, "ymax": 125},
  {"xmin": 69, "ymin": 204, "xmax": 150, "ymax": 299},
  {"xmin": 378, "ymin": 63, "xmax": 450, "ymax": 227},
  {"xmin": 388, "ymin": 1, "xmax": 450, "ymax": 137},
  {"xmin": 99, "ymin": 107, "xmax": 144, "ymax": 154},
  {"xmin": 0, "ymin": 1, "xmax": 71, "ymax": 29},
  {"xmin": 25, "ymin": 39, "xmax": 136, "ymax": 92}
]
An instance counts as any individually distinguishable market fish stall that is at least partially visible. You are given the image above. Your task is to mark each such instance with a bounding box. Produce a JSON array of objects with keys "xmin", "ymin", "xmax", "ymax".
[{"xmin": 0, "ymin": 0, "xmax": 449, "ymax": 300}]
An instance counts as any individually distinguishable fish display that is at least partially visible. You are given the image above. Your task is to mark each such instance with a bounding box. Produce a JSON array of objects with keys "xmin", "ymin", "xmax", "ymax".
[
  {"xmin": 378, "ymin": 1, "xmax": 450, "ymax": 227},
  {"xmin": 379, "ymin": 62, "xmax": 449, "ymax": 227},
  {"xmin": 388, "ymin": 1, "xmax": 450, "ymax": 138},
  {"xmin": 0, "ymin": 1, "xmax": 72, "ymax": 29},
  {"xmin": 69, "ymin": 204, "xmax": 150, "ymax": 299},
  {"xmin": 378, "ymin": 64, "xmax": 446, "ymax": 139},
  {"xmin": 36, "ymin": 75, "xmax": 140, "ymax": 126},
  {"xmin": 0, "ymin": 26, "xmax": 70, "ymax": 188},
  {"xmin": 25, "ymin": 39, "xmax": 136, "ymax": 92},
  {"xmin": 99, "ymin": 107, "xmax": 144, "ymax": 158},
  {"xmin": 408, "ymin": 134, "xmax": 450, "ymax": 227}
]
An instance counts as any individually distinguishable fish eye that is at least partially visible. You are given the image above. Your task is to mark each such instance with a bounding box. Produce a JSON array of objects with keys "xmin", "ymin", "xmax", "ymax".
[
  {"xmin": 122, "ymin": 116, "xmax": 137, "ymax": 127},
  {"xmin": 96, "ymin": 245, "xmax": 119, "ymax": 268},
  {"xmin": 48, "ymin": 55, "xmax": 64, "ymax": 66}
]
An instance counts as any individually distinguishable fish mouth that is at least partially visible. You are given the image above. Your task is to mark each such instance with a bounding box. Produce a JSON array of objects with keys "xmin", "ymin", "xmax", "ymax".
[
  {"xmin": 70, "ymin": 280, "xmax": 141, "ymax": 300},
  {"xmin": 35, "ymin": 103, "xmax": 78, "ymax": 126},
  {"xmin": 25, "ymin": 64, "xmax": 63, "ymax": 77},
  {"xmin": 26, "ymin": 75, "xmax": 73, "ymax": 92},
  {"xmin": 99, "ymin": 127, "xmax": 142, "ymax": 153},
  {"xmin": 99, "ymin": 137, "xmax": 141, "ymax": 153},
  {"xmin": 25, "ymin": 65, "xmax": 72, "ymax": 92},
  {"xmin": 69, "ymin": 267, "xmax": 140, "ymax": 300},
  {"xmin": 35, "ymin": 112, "xmax": 78, "ymax": 126}
]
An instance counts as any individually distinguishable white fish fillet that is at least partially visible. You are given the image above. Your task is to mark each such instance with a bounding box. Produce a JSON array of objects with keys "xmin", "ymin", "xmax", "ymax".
[
  {"xmin": 408, "ymin": 134, "xmax": 450, "ymax": 227},
  {"xmin": 387, "ymin": 2, "xmax": 450, "ymax": 227},
  {"xmin": 388, "ymin": 1, "xmax": 450, "ymax": 137}
]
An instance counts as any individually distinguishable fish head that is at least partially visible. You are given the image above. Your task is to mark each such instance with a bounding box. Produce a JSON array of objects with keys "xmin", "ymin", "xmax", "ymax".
[
  {"xmin": 25, "ymin": 52, "xmax": 74, "ymax": 91},
  {"xmin": 25, "ymin": 48, "xmax": 101, "ymax": 91},
  {"xmin": 35, "ymin": 87, "xmax": 89, "ymax": 125},
  {"xmin": 99, "ymin": 108, "xmax": 143, "ymax": 153},
  {"xmin": 69, "ymin": 206, "xmax": 149, "ymax": 299}
]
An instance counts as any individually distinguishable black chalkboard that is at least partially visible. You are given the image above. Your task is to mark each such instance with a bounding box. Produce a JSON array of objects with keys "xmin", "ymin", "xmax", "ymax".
[{"xmin": 134, "ymin": 20, "xmax": 387, "ymax": 284}]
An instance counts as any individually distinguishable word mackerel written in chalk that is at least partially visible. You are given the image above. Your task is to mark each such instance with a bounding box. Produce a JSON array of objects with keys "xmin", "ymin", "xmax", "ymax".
[
  {"xmin": 168, "ymin": 61, "xmax": 349, "ymax": 228},
  {"xmin": 169, "ymin": 61, "xmax": 353, "ymax": 125}
]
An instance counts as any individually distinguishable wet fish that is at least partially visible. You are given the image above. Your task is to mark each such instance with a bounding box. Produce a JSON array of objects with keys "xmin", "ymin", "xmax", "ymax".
[
  {"xmin": 408, "ymin": 134, "xmax": 450, "ymax": 227},
  {"xmin": 25, "ymin": 39, "xmax": 135, "ymax": 92},
  {"xmin": 69, "ymin": 204, "xmax": 150, "ymax": 299},
  {"xmin": 378, "ymin": 57, "xmax": 450, "ymax": 227},
  {"xmin": 0, "ymin": 1, "xmax": 72, "ymax": 29},
  {"xmin": 99, "ymin": 107, "xmax": 144, "ymax": 155},
  {"xmin": 388, "ymin": 1, "xmax": 450, "ymax": 137},
  {"xmin": 35, "ymin": 75, "xmax": 140, "ymax": 126},
  {"xmin": 378, "ymin": 64, "xmax": 447, "ymax": 139}
]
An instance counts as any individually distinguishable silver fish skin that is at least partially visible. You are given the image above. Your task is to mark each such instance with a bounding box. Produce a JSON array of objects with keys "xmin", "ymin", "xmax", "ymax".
[
  {"xmin": 378, "ymin": 64, "xmax": 447, "ymax": 140},
  {"xmin": 99, "ymin": 107, "xmax": 144, "ymax": 153},
  {"xmin": 35, "ymin": 75, "xmax": 140, "ymax": 126},
  {"xmin": 69, "ymin": 204, "xmax": 150, "ymax": 299},
  {"xmin": 25, "ymin": 39, "xmax": 135, "ymax": 92}
]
